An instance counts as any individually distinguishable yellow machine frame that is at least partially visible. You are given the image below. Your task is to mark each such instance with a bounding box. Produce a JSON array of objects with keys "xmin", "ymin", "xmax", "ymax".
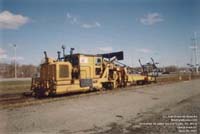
[{"xmin": 31, "ymin": 51, "xmax": 152, "ymax": 97}]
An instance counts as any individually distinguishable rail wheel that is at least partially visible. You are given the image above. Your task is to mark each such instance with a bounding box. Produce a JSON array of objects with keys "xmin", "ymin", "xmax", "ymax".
[{"xmin": 33, "ymin": 88, "xmax": 45, "ymax": 98}]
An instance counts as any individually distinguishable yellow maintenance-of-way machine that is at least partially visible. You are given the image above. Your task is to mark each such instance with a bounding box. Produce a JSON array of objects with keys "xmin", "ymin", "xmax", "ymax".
[{"xmin": 31, "ymin": 47, "xmax": 154, "ymax": 97}]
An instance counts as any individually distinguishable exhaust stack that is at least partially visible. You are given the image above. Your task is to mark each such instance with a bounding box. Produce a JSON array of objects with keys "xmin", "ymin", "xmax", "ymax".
[
  {"xmin": 44, "ymin": 51, "xmax": 48, "ymax": 62},
  {"xmin": 57, "ymin": 51, "xmax": 61, "ymax": 61},
  {"xmin": 62, "ymin": 45, "xmax": 66, "ymax": 57},
  {"xmin": 70, "ymin": 48, "xmax": 75, "ymax": 55},
  {"xmin": 44, "ymin": 51, "xmax": 47, "ymax": 58}
]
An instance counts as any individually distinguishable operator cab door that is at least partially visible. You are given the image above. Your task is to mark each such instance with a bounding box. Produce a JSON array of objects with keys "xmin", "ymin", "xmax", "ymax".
[
  {"xmin": 80, "ymin": 66, "xmax": 91, "ymax": 79},
  {"xmin": 79, "ymin": 55, "xmax": 91, "ymax": 79}
]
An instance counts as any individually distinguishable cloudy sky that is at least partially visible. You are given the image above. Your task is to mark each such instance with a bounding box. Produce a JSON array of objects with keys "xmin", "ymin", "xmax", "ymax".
[{"xmin": 0, "ymin": 0, "xmax": 199, "ymax": 67}]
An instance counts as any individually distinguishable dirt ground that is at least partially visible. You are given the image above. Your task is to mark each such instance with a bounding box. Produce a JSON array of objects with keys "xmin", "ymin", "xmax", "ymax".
[{"xmin": 0, "ymin": 79, "xmax": 200, "ymax": 134}]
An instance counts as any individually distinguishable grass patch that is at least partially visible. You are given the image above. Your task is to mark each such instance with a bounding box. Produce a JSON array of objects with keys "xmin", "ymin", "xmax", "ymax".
[
  {"xmin": 0, "ymin": 80, "xmax": 31, "ymax": 86},
  {"xmin": 0, "ymin": 80, "xmax": 31, "ymax": 94}
]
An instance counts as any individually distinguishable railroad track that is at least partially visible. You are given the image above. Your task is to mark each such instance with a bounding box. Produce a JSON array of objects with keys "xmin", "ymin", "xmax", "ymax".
[
  {"xmin": 0, "ymin": 84, "xmax": 156, "ymax": 109},
  {"xmin": 0, "ymin": 94, "xmax": 35, "ymax": 109},
  {"xmin": 0, "ymin": 97, "xmax": 33, "ymax": 106},
  {"xmin": 0, "ymin": 76, "xmax": 199, "ymax": 110}
]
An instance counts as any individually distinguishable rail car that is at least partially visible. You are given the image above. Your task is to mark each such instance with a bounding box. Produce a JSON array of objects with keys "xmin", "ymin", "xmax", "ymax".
[{"xmin": 31, "ymin": 47, "xmax": 155, "ymax": 97}]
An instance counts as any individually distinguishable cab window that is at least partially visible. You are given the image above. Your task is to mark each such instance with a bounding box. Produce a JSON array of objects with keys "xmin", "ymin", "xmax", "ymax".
[{"xmin": 96, "ymin": 58, "xmax": 102, "ymax": 65}]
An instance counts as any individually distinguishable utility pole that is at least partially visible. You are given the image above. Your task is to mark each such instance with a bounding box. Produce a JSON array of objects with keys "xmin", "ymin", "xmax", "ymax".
[
  {"xmin": 13, "ymin": 44, "xmax": 17, "ymax": 78},
  {"xmin": 191, "ymin": 32, "xmax": 199, "ymax": 74},
  {"xmin": 194, "ymin": 32, "xmax": 199, "ymax": 74}
]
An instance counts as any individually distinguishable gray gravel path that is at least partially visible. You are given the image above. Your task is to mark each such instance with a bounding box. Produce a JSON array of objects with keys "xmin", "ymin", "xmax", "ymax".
[{"xmin": 0, "ymin": 79, "xmax": 200, "ymax": 134}]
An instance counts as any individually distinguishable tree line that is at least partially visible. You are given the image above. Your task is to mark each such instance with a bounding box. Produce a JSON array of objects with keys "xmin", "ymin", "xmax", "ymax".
[
  {"xmin": 0, "ymin": 62, "xmax": 190, "ymax": 79},
  {"xmin": 0, "ymin": 63, "xmax": 38, "ymax": 78}
]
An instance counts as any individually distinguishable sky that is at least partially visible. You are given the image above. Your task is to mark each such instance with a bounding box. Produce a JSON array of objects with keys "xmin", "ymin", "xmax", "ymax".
[{"xmin": 0, "ymin": 0, "xmax": 200, "ymax": 67}]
